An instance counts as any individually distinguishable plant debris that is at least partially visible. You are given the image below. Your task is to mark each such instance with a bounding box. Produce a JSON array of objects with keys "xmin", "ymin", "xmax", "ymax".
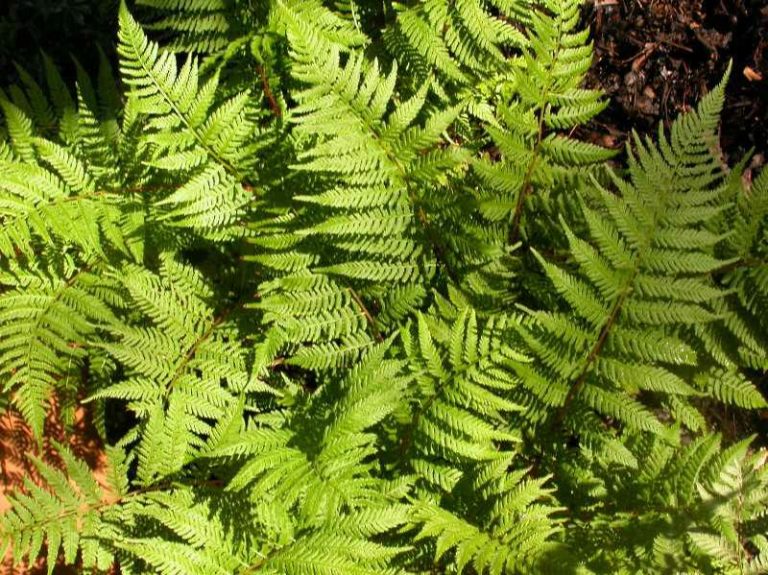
[{"xmin": 581, "ymin": 0, "xmax": 768, "ymax": 163}]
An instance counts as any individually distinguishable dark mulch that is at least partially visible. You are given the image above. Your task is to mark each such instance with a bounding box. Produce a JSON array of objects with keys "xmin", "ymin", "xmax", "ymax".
[{"xmin": 580, "ymin": 0, "xmax": 768, "ymax": 168}]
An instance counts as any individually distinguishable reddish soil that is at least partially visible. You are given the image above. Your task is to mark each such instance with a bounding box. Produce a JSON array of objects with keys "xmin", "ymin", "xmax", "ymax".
[{"xmin": 0, "ymin": 400, "xmax": 111, "ymax": 575}]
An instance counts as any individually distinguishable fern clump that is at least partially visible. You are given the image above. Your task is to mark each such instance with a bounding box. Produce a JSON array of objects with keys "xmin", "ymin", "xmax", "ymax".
[{"xmin": 0, "ymin": 1, "xmax": 766, "ymax": 574}]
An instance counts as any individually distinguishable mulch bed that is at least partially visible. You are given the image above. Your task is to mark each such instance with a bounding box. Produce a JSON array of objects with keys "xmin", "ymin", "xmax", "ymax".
[{"xmin": 580, "ymin": 0, "xmax": 767, "ymax": 171}]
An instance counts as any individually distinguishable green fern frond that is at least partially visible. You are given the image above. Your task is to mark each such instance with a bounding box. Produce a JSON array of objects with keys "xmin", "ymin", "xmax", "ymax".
[
  {"xmin": 400, "ymin": 310, "xmax": 524, "ymax": 474},
  {"xmin": 711, "ymin": 167, "xmax": 768, "ymax": 369},
  {"xmin": 0, "ymin": 262, "xmax": 119, "ymax": 436},
  {"xmin": 216, "ymin": 343, "xmax": 406, "ymax": 518},
  {"xmin": 384, "ymin": 0, "xmax": 527, "ymax": 90},
  {"xmin": 568, "ymin": 432, "xmax": 768, "ymax": 573},
  {"xmin": 514, "ymin": 71, "xmax": 764, "ymax": 436},
  {"xmin": 272, "ymin": 0, "xmax": 368, "ymax": 52},
  {"xmin": 93, "ymin": 256, "xmax": 264, "ymax": 483},
  {"xmin": 137, "ymin": 0, "xmax": 235, "ymax": 54},
  {"xmin": 249, "ymin": 26, "xmax": 466, "ymax": 368},
  {"xmin": 472, "ymin": 0, "xmax": 610, "ymax": 243},
  {"xmin": 118, "ymin": 3, "xmax": 254, "ymax": 174}
]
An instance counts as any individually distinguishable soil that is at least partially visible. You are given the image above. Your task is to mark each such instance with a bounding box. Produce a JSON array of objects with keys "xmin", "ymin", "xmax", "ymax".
[
  {"xmin": 0, "ymin": 401, "xmax": 113, "ymax": 575},
  {"xmin": 580, "ymin": 0, "xmax": 768, "ymax": 170}
]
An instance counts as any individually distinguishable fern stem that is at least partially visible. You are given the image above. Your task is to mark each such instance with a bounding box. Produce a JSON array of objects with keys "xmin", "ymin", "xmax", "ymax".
[
  {"xmin": 258, "ymin": 65, "xmax": 281, "ymax": 118},
  {"xmin": 508, "ymin": 135, "xmax": 542, "ymax": 245},
  {"xmin": 555, "ymin": 279, "xmax": 634, "ymax": 426},
  {"xmin": 348, "ymin": 288, "xmax": 383, "ymax": 342}
]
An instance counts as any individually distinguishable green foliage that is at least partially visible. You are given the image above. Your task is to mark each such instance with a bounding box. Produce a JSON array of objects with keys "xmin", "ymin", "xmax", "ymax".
[
  {"xmin": 514, "ymin": 73, "xmax": 764, "ymax": 438},
  {"xmin": 0, "ymin": 1, "xmax": 766, "ymax": 574}
]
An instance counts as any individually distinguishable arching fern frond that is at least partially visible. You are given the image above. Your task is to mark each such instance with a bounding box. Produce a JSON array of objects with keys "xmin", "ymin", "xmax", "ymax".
[
  {"xmin": 200, "ymin": 344, "xmax": 412, "ymax": 573},
  {"xmin": 514, "ymin": 70, "xmax": 765, "ymax": 438},
  {"xmin": 93, "ymin": 255, "xmax": 269, "ymax": 484}
]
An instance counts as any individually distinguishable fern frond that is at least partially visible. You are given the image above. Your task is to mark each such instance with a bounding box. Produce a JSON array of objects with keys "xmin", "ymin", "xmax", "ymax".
[
  {"xmin": 400, "ymin": 310, "xmax": 524, "ymax": 475},
  {"xmin": 384, "ymin": 0, "xmax": 527, "ymax": 91},
  {"xmin": 137, "ymin": 0, "xmax": 234, "ymax": 54},
  {"xmin": 249, "ymin": 26, "xmax": 466, "ymax": 368},
  {"xmin": 473, "ymin": 0, "xmax": 610, "ymax": 243},
  {"xmin": 118, "ymin": 3, "xmax": 254, "ymax": 174},
  {"xmin": 568, "ymin": 432, "xmax": 768, "ymax": 573},
  {"xmin": 0, "ymin": 262, "xmax": 119, "ymax": 436},
  {"xmin": 514, "ymin": 72, "xmax": 764, "ymax": 436},
  {"xmin": 409, "ymin": 491, "xmax": 564, "ymax": 575},
  {"xmin": 93, "ymin": 256, "xmax": 264, "ymax": 483},
  {"xmin": 217, "ymin": 343, "xmax": 406, "ymax": 520}
]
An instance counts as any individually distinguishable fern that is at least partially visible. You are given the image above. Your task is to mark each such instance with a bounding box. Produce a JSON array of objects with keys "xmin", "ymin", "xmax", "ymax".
[
  {"xmin": 0, "ymin": 444, "xmax": 128, "ymax": 573},
  {"xmin": 0, "ymin": 261, "xmax": 120, "ymax": 436},
  {"xmin": 118, "ymin": 3, "xmax": 255, "ymax": 236},
  {"xmin": 136, "ymin": 0, "xmax": 236, "ymax": 55},
  {"xmin": 383, "ymin": 0, "xmax": 526, "ymax": 95},
  {"xmin": 92, "ymin": 255, "xmax": 268, "ymax": 484},
  {"xmin": 564, "ymin": 432, "xmax": 768, "ymax": 573},
  {"xmin": 512, "ymin": 72, "xmax": 765, "ymax": 441},
  {"xmin": 472, "ymin": 0, "xmax": 610, "ymax": 246},
  {"xmin": 1, "ymin": 2, "xmax": 767, "ymax": 575},
  {"xmin": 399, "ymin": 308, "xmax": 570, "ymax": 573},
  {"xmin": 249, "ymin": 22, "xmax": 466, "ymax": 369}
]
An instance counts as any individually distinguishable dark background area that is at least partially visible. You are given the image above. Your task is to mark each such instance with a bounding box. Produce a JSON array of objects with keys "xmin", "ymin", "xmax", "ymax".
[
  {"xmin": 0, "ymin": 0, "xmax": 120, "ymax": 86},
  {"xmin": 580, "ymin": 0, "xmax": 768, "ymax": 165}
]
